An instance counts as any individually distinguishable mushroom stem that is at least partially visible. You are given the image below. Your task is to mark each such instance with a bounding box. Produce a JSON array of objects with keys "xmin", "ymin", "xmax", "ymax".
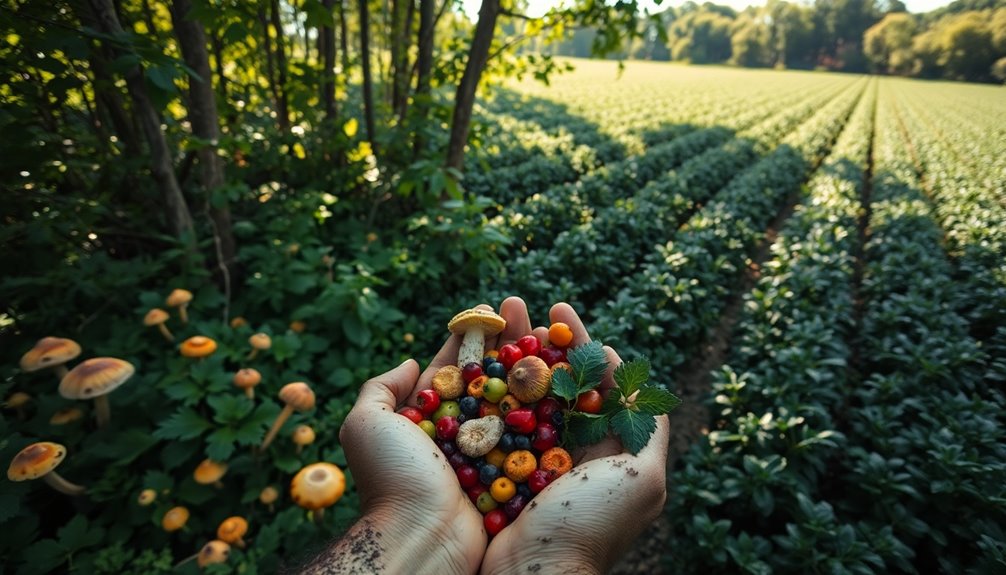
[
  {"xmin": 53, "ymin": 364, "xmax": 69, "ymax": 379},
  {"xmin": 247, "ymin": 349, "xmax": 259, "ymax": 360},
  {"xmin": 43, "ymin": 471, "xmax": 86, "ymax": 496},
  {"xmin": 457, "ymin": 327, "xmax": 487, "ymax": 368},
  {"xmin": 313, "ymin": 507, "xmax": 325, "ymax": 524},
  {"xmin": 245, "ymin": 387, "xmax": 255, "ymax": 400},
  {"xmin": 94, "ymin": 395, "xmax": 111, "ymax": 428},
  {"xmin": 179, "ymin": 305, "xmax": 189, "ymax": 324},
  {"xmin": 158, "ymin": 324, "xmax": 175, "ymax": 342},
  {"xmin": 174, "ymin": 553, "xmax": 199, "ymax": 569},
  {"xmin": 297, "ymin": 444, "xmax": 304, "ymax": 455},
  {"xmin": 234, "ymin": 537, "xmax": 246, "ymax": 549},
  {"xmin": 260, "ymin": 405, "xmax": 294, "ymax": 450}
]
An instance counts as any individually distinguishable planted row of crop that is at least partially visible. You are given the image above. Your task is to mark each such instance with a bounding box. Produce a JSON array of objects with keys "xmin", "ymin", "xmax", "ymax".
[
  {"xmin": 663, "ymin": 80, "xmax": 880, "ymax": 574},
  {"xmin": 586, "ymin": 78, "xmax": 867, "ymax": 377},
  {"xmin": 834, "ymin": 87, "xmax": 1006, "ymax": 573},
  {"xmin": 481, "ymin": 79, "xmax": 864, "ymax": 320}
]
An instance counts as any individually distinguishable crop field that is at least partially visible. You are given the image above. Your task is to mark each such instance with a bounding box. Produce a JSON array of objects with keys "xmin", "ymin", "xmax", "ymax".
[{"xmin": 458, "ymin": 61, "xmax": 1006, "ymax": 573}]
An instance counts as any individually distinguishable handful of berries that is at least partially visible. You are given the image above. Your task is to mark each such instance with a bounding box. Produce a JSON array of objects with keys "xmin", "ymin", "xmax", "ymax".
[{"xmin": 397, "ymin": 309, "xmax": 591, "ymax": 537}]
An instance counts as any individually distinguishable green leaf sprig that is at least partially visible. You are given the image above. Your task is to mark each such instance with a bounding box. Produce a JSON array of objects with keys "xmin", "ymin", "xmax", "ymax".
[{"xmin": 551, "ymin": 342, "xmax": 681, "ymax": 455}]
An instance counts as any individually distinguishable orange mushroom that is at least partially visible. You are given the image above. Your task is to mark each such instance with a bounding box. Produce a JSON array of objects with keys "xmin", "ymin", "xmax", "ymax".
[
  {"xmin": 59, "ymin": 357, "xmax": 135, "ymax": 428},
  {"xmin": 137, "ymin": 488, "xmax": 157, "ymax": 506},
  {"xmin": 261, "ymin": 382, "xmax": 315, "ymax": 450},
  {"xmin": 247, "ymin": 333, "xmax": 272, "ymax": 360},
  {"xmin": 166, "ymin": 289, "xmax": 193, "ymax": 324},
  {"xmin": 162, "ymin": 506, "xmax": 190, "ymax": 532},
  {"xmin": 4, "ymin": 392, "xmax": 31, "ymax": 420},
  {"xmin": 49, "ymin": 406, "xmax": 84, "ymax": 425},
  {"xmin": 233, "ymin": 368, "xmax": 262, "ymax": 399},
  {"xmin": 7, "ymin": 441, "xmax": 85, "ymax": 496},
  {"xmin": 197, "ymin": 540, "xmax": 231, "ymax": 568},
  {"xmin": 259, "ymin": 486, "xmax": 279, "ymax": 512},
  {"xmin": 216, "ymin": 516, "xmax": 248, "ymax": 548},
  {"xmin": 193, "ymin": 458, "xmax": 228, "ymax": 488},
  {"xmin": 292, "ymin": 424, "xmax": 316, "ymax": 454},
  {"xmin": 290, "ymin": 462, "xmax": 345, "ymax": 523},
  {"xmin": 180, "ymin": 336, "xmax": 218, "ymax": 359},
  {"xmin": 144, "ymin": 309, "xmax": 174, "ymax": 342},
  {"xmin": 20, "ymin": 337, "xmax": 81, "ymax": 379}
]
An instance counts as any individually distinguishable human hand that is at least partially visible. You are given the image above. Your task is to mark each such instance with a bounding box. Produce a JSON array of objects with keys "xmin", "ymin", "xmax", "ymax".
[
  {"xmin": 312, "ymin": 297, "xmax": 534, "ymax": 574},
  {"xmin": 480, "ymin": 302, "xmax": 670, "ymax": 575}
]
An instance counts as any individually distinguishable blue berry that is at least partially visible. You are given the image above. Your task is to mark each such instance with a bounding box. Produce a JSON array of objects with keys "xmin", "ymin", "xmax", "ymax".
[
  {"xmin": 485, "ymin": 362, "xmax": 507, "ymax": 379},
  {"xmin": 551, "ymin": 410, "xmax": 565, "ymax": 430},
  {"xmin": 483, "ymin": 356, "xmax": 497, "ymax": 369},
  {"xmin": 439, "ymin": 440, "xmax": 458, "ymax": 456},
  {"xmin": 514, "ymin": 435, "xmax": 531, "ymax": 451},
  {"xmin": 479, "ymin": 464, "xmax": 500, "ymax": 486},
  {"xmin": 459, "ymin": 396, "xmax": 480, "ymax": 418},
  {"xmin": 516, "ymin": 483, "xmax": 532, "ymax": 500},
  {"xmin": 457, "ymin": 413, "xmax": 468, "ymax": 424},
  {"xmin": 498, "ymin": 433, "xmax": 516, "ymax": 453}
]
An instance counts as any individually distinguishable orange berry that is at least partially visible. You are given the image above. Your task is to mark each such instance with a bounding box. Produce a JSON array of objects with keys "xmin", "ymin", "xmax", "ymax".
[
  {"xmin": 486, "ymin": 447, "xmax": 507, "ymax": 468},
  {"xmin": 499, "ymin": 394, "xmax": 521, "ymax": 414},
  {"xmin": 467, "ymin": 375, "xmax": 487, "ymax": 399},
  {"xmin": 540, "ymin": 447, "xmax": 573, "ymax": 478},
  {"xmin": 490, "ymin": 477, "xmax": 517, "ymax": 503},
  {"xmin": 503, "ymin": 450, "xmax": 537, "ymax": 483},
  {"xmin": 548, "ymin": 322, "xmax": 574, "ymax": 348}
]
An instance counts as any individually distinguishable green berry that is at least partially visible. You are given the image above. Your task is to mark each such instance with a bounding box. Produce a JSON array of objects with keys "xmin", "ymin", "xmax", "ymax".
[
  {"xmin": 418, "ymin": 420, "xmax": 436, "ymax": 438},
  {"xmin": 482, "ymin": 378, "xmax": 508, "ymax": 403},
  {"xmin": 432, "ymin": 400, "xmax": 460, "ymax": 422},
  {"xmin": 476, "ymin": 491, "xmax": 498, "ymax": 513}
]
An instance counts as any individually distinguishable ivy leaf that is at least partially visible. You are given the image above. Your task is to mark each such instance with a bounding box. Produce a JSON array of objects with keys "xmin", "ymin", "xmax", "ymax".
[
  {"xmin": 633, "ymin": 386, "xmax": 681, "ymax": 416},
  {"xmin": 153, "ymin": 407, "xmax": 212, "ymax": 440},
  {"xmin": 566, "ymin": 412, "xmax": 610, "ymax": 447},
  {"xmin": 613, "ymin": 358, "xmax": 650, "ymax": 397},
  {"xmin": 567, "ymin": 341, "xmax": 608, "ymax": 392},
  {"xmin": 550, "ymin": 366, "xmax": 578, "ymax": 402},
  {"xmin": 610, "ymin": 408, "xmax": 658, "ymax": 455}
]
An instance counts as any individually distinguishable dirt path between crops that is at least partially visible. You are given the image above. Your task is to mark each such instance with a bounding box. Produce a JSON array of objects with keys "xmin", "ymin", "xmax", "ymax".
[{"xmin": 609, "ymin": 192, "xmax": 800, "ymax": 575}]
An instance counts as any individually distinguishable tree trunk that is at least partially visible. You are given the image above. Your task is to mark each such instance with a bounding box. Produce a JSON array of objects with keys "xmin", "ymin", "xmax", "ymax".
[
  {"xmin": 338, "ymin": 0, "xmax": 350, "ymax": 78},
  {"xmin": 358, "ymin": 0, "xmax": 377, "ymax": 148},
  {"xmin": 210, "ymin": 29, "xmax": 229, "ymax": 109},
  {"xmin": 270, "ymin": 0, "xmax": 291, "ymax": 130},
  {"xmin": 392, "ymin": 0, "xmax": 415, "ymax": 122},
  {"xmin": 170, "ymin": 0, "xmax": 237, "ymax": 285},
  {"xmin": 85, "ymin": 0, "xmax": 196, "ymax": 245},
  {"xmin": 445, "ymin": 0, "xmax": 500, "ymax": 171},
  {"xmin": 321, "ymin": 0, "xmax": 337, "ymax": 121},
  {"xmin": 413, "ymin": 0, "xmax": 435, "ymax": 156},
  {"xmin": 87, "ymin": 49, "xmax": 141, "ymax": 157}
]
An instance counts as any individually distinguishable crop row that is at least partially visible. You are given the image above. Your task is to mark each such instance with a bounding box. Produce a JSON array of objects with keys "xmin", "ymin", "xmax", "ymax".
[
  {"xmin": 585, "ymin": 78, "xmax": 867, "ymax": 378},
  {"xmin": 665, "ymin": 80, "xmax": 879, "ymax": 574},
  {"xmin": 478, "ymin": 79, "xmax": 864, "ymax": 321}
]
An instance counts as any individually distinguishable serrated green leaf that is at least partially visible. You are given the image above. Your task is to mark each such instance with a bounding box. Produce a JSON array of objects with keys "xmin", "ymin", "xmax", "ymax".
[
  {"xmin": 613, "ymin": 358, "xmax": 650, "ymax": 396},
  {"xmin": 153, "ymin": 407, "xmax": 213, "ymax": 440},
  {"xmin": 20, "ymin": 539, "xmax": 67, "ymax": 575},
  {"xmin": 567, "ymin": 341, "xmax": 608, "ymax": 392},
  {"xmin": 550, "ymin": 366, "xmax": 578, "ymax": 402},
  {"xmin": 206, "ymin": 428, "xmax": 238, "ymax": 460},
  {"xmin": 566, "ymin": 412, "xmax": 610, "ymax": 447},
  {"xmin": 57, "ymin": 515, "xmax": 104, "ymax": 551},
  {"xmin": 611, "ymin": 408, "xmax": 658, "ymax": 455},
  {"xmin": 633, "ymin": 386, "xmax": 681, "ymax": 416},
  {"xmin": 207, "ymin": 394, "xmax": 254, "ymax": 425}
]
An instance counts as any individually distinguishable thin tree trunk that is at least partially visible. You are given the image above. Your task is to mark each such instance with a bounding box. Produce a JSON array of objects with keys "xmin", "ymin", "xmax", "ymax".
[
  {"xmin": 210, "ymin": 29, "xmax": 229, "ymax": 108},
  {"xmin": 321, "ymin": 0, "xmax": 337, "ymax": 121},
  {"xmin": 392, "ymin": 0, "xmax": 414, "ymax": 122},
  {"xmin": 270, "ymin": 0, "xmax": 291, "ymax": 130},
  {"xmin": 170, "ymin": 0, "xmax": 237, "ymax": 290},
  {"xmin": 358, "ymin": 0, "xmax": 377, "ymax": 148},
  {"xmin": 259, "ymin": 7, "xmax": 286, "ymax": 132},
  {"xmin": 413, "ymin": 0, "xmax": 435, "ymax": 156},
  {"xmin": 85, "ymin": 0, "xmax": 196, "ymax": 245},
  {"xmin": 445, "ymin": 0, "xmax": 500, "ymax": 171},
  {"xmin": 338, "ymin": 0, "xmax": 350, "ymax": 76},
  {"xmin": 87, "ymin": 50, "xmax": 141, "ymax": 157}
]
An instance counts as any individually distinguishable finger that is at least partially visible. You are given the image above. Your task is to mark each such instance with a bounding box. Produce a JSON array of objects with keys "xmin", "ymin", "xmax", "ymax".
[
  {"xmin": 549, "ymin": 302, "xmax": 590, "ymax": 346},
  {"xmin": 598, "ymin": 345, "xmax": 622, "ymax": 396},
  {"xmin": 491, "ymin": 296, "xmax": 532, "ymax": 350},
  {"xmin": 531, "ymin": 326, "xmax": 549, "ymax": 347},
  {"xmin": 574, "ymin": 436, "xmax": 623, "ymax": 464},
  {"xmin": 634, "ymin": 414, "xmax": 670, "ymax": 464},
  {"xmin": 356, "ymin": 359, "xmax": 422, "ymax": 411}
]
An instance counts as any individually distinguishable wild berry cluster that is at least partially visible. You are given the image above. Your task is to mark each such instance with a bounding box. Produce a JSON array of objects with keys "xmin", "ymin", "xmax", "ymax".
[{"xmin": 397, "ymin": 322, "xmax": 582, "ymax": 537}]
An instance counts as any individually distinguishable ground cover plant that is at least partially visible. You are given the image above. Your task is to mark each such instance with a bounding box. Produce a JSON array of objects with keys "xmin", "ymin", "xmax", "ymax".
[{"xmin": 3, "ymin": 4, "xmax": 1006, "ymax": 569}]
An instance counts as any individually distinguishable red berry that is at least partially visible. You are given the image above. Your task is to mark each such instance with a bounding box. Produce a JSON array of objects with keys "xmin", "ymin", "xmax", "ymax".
[
  {"xmin": 436, "ymin": 416, "xmax": 461, "ymax": 440},
  {"xmin": 484, "ymin": 509, "xmax": 509, "ymax": 536},
  {"xmin": 461, "ymin": 362, "xmax": 484, "ymax": 384},
  {"xmin": 534, "ymin": 397, "xmax": 562, "ymax": 422},
  {"xmin": 531, "ymin": 423, "xmax": 558, "ymax": 452},
  {"xmin": 516, "ymin": 335, "xmax": 542, "ymax": 358},
  {"xmin": 497, "ymin": 344, "xmax": 523, "ymax": 370},
  {"xmin": 503, "ymin": 494, "xmax": 529, "ymax": 520},
  {"xmin": 574, "ymin": 390, "xmax": 603, "ymax": 414},
  {"xmin": 416, "ymin": 389, "xmax": 441, "ymax": 417},
  {"xmin": 528, "ymin": 469, "xmax": 552, "ymax": 493},
  {"xmin": 456, "ymin": 465, "xmax": 479, "ymax": 489},
  {"xmin": 539, "ymin": 347, "xmax": 566, "ymax": 368},
  {"xmin": 448, "ymin": 451, "xmax": 468, "ymax": 469},
  {"xmin": 504, "ymin": 408, "xmax": 537, "ymax": 435},
  {"xmin": 397, "ymin": 406, "xmax": 424, "ymax": 424},
  {"xmin": 466, "ymin": 484, "xmax": 487, "ymax": 503}
]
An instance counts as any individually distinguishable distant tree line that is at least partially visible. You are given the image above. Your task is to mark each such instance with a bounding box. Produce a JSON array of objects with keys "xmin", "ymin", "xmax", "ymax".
[{"xmin": 535, "ymin": 0, "xmax": 1006, "ymax": 83}]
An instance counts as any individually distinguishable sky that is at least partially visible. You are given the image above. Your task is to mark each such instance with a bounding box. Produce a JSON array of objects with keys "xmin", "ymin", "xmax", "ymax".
[{"xmin": 461, "ymin": 0, "xmax": 955, "ymax": 19}]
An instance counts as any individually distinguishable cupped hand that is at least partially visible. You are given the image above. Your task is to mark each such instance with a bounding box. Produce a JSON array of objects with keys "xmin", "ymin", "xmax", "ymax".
[{"xmin": 480, "ymin": 303, "xmax": 670, "ymax": 575}]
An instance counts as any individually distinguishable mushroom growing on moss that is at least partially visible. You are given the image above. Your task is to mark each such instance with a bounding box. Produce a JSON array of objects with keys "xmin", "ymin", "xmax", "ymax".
[
  {"xmin": 261, "ymin": 382, "xmax": 315, "ymax": 450},
  {"xmin": 59, "ymin": 357, "xmax": 135, "ymax": 428},
  {"xmin": 448, "ymin": 308, "xmax": 506, "ymax": 368},
  {"xmin": 166, "ymin": 289, "xmax": 193, "ymax": 324},
  {"xmin": 7, "ymin": 442, "xmax": 86, "ymax": 496},
  {"xmin": 290, "ymin": 462, "xmax": 345, "ymax": 523},
  {"xmin": 193, "ymin": 459, "xmax": 228, "ymax": 488},
  {"xmin": 247, "ymin": 333, "xmax": 272, "ymax": 360},
  {"xmin": 20, "ymin": 337, "xmax": 82, "ymax": 379},
  {"xmin": 144, "ymin": 309, "xmax": 174, "ymax": 342},
  {"xmin": 233, "ymin": 368, "xmax": 262, "ymax": 399},
  {"xmin": 217, "ymin": 516, "xmax": 248, "ymax": 548},
  {"xmin": 180, "ymin": 336, "xmax": 218, "ymax": 359}
]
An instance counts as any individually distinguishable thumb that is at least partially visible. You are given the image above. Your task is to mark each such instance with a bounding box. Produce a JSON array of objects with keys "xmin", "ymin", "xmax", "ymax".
[{"xmin": 356, "ymin": 359, "xmax": 421, "ymax": 411}]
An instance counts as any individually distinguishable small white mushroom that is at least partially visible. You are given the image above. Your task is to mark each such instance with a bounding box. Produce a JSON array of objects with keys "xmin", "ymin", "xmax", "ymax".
[
  {"xmin": 456, "ymin": 415, "xmax": 505, "ymax": 458},
  {"xmin": 447, "ymin": 308, "xmax": 506, "ymax": 368}
]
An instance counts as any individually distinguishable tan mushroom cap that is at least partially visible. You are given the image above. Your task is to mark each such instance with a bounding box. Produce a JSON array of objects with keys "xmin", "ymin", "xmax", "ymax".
[
  {"xmin": 5, "ymin": 392, "xmax": 31, "ymax": 409},
  {"xmin": 292, "ymin": 424, "xmax": 316, "ymax": 446},
  {"xmin": 50, "ymin": 407, "xmax": 84, "ymax": 425},
  {"xmin": 249, "ymin": 333, "xmax": 272, "ymax": 350},
  {"xmin": 166, "ymin": 289, "xmax": 193, "ymax": 308},
  {"xmin": 143, "ymin": 308, "xmax": 170, "ymax": 326},
  {"xmin": 233, "ymin": 368, "xmax": 262, "ymax": 389},
  {"xmin": 59, "ymin": 358, "xmax": 135, "ymax": 400},
  {"xmin": 260, "ymin": 486, "xmax": 279, "ymax": 504},
  {"xmin": 290, "ymin": 462, "xmax": 346, "ymax": 511},
  {"xmin": 279, "ymin": 382, "xmax": 316, "ymax": 411},
  {"xmin": 198, "ymin": 540, "xmax": 231, "ymax": 567},
  {"xmin": 180, "ymin": 336, "xmax": 218, "ymax": 358},
  {"xmin": 162, "ymin": 506, "xmax": 190, "ymax": 531},
  {"xmin": 20, "ymin": 337, "xmax": 82, "ymax": 372},
  {"xmin": 217, "ymin": 516, "xmax": 248, "ymax": 543},
  {"xmin": 447, "ymin": 308, "xmax": 506, "ymax": 337},
  {"xmin": 194, "ymin": 459, "xmax": 228, "ymax": 484},
  {"xmin": 7, "ymin": 442, "xmax": 67, "ymax": 481}
]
